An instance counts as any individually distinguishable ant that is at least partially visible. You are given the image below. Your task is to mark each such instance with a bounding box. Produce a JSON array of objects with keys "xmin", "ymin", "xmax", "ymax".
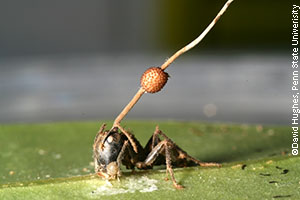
[{"xmin": 93, "ymin": 124, "xmax": 220, "ymax": 189}]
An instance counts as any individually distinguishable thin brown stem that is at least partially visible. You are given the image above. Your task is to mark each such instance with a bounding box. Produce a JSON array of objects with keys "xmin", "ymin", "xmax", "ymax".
[
  {"xmin": 160, "ymin": 0, "xmax": 234, "ymax": 70},
  {"xmin": 111, "ymin": 0, "xmax": 234, "ymax": 129},
  {"xmin": 113, "ymin": 87, "xmax": 145, "ymax": 127}
]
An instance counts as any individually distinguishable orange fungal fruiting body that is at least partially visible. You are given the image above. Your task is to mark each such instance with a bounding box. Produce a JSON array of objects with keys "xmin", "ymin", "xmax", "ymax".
[{"xmin": 140, "ymin": 67, "xmax": 169, "ymax": 93}]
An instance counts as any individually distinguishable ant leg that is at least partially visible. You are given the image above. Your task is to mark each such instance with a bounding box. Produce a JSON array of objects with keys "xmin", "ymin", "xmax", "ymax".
[
  {"xmin": 135, "ymin": 140, "xmax": 166, "ymax": 169},
  {"xmin": 138, "ymin": 140, "xmax": 184, "ymax": 189},
  {"xmin": 117, "ymin": 140, "xmax": 129, "ymax": 167},
  {"xmin": 115, "ymin": 140, "xmax": 129, "ymax": 179},
  {"xmin": 94, "ymin": 124, "xmax": 106, "ymax": 143},
  {"xmin": 116, "ymin": 124, "xmax": 139, "ymax": 153},
  {"xmin": 165, "ymin": 143, "xmax": 184, "ymax": 189},
  {"xmin": 93, "ymin": 124, "xmax": 107, "ymax": 151},
  {"xmin": 120, "ymin": 138, "xmax": 145, "ymax": 172},
  {"xmin": 155, "ymin": 127, "xmax": 221, "ymax": 167},
  {"xmin": 151, "ymin": 128, "xmax": 161, "ymax": 149},
  {"xmin": 138, "ymin": 126, "xmax": 219, "ymax": 189},
  {"xmin": 143, "ymin": 128, "xmax": 161, "ymax": 156}
]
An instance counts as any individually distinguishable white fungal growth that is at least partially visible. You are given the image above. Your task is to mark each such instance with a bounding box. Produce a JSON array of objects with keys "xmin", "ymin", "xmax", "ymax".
[
  {"xmin": 91, "ymin": 176, "xmax": 158, "ymax": 196},
  {"xmin": 38, "ymin": 149, "xmax": 46, "ymax": 155},
  {"xmin": 53, "ymin": 153, "xmax": 61, "ymax": 159}
]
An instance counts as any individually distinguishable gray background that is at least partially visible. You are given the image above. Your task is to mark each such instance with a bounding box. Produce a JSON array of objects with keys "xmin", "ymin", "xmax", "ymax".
[{"xmin": 0, "ymin": 0, "xmax": 289, "ymax": 124}]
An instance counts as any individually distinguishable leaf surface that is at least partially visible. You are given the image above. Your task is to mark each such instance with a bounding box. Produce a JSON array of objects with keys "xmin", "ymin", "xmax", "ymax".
[{"xmin": 0, "ymin": 121, "xmax": 298, "ymax": 199}]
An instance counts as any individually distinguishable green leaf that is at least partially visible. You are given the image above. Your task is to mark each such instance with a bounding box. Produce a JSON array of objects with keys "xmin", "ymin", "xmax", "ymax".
[{"xmin": 0, "ymin": 121, "xmax": 298, "ymax": 199}]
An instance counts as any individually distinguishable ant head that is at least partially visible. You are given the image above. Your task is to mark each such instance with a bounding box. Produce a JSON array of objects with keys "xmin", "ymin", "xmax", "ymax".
[{"xmin": 93, "ymin": 127, "xmax": 125, "ymax": 180}]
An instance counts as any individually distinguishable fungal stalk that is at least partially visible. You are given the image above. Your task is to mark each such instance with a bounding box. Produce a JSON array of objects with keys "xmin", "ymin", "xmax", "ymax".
[{"xmin": 112, "ymin": 0, "xmax": 234, "ymax": 131}]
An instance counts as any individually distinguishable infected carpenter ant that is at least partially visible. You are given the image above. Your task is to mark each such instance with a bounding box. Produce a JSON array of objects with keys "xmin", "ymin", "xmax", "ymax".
[
  {"xmin": 93, "ymin": 124, "xmax": 220, "ymax": 189},
  {"xmin": 93, "ymin": 0, "xmax": 233, "ymax": 189}
]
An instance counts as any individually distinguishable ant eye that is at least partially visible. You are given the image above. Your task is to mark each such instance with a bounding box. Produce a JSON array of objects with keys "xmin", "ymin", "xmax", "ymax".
[{"xmin": 107, "ymin": 136, "xmax": 114, "ymax": 143}]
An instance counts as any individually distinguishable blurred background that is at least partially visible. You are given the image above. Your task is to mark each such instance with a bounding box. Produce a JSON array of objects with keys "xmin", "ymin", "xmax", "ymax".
[{"xmin": 0, "ymin": 0, "xmax": 289, "ymax": 124}]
